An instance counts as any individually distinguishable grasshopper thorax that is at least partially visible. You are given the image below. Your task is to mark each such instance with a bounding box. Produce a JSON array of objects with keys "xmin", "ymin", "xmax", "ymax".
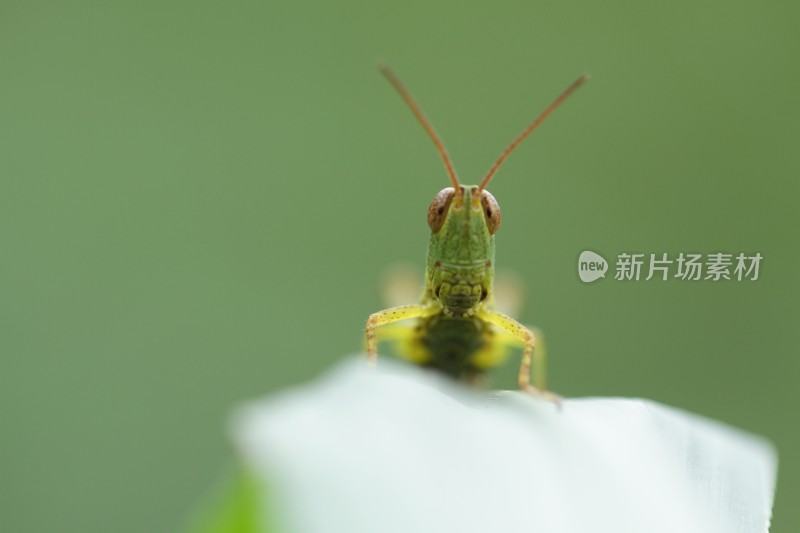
[{"xmin": 425, "ymin": 186, "xmax": 500, "ymax": 317}]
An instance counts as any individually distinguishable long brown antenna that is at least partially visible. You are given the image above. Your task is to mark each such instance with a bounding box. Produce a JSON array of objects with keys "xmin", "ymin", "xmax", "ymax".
[
  {"xmin": 478, "ymin": 73, "xmax": 590, "ymax": 192},
  {"xmin": 379, "ymin": 64, "xmax": 460, "ymax": 190}
]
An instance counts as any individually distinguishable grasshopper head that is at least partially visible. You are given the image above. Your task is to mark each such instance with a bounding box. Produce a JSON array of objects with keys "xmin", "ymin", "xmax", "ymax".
[{"xmin": 425, "ymin": 186, "xmax": 500, "ymax": 316}]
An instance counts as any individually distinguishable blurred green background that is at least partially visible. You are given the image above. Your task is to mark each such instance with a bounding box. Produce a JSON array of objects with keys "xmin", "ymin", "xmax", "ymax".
[{"xmin": 1, "ymin": 1, "xmax": 797, "ymax": 531}]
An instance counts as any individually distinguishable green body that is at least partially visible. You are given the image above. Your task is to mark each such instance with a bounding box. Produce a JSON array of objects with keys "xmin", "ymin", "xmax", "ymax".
[
  {"xmin": 415, "ymin": 185, "xmax": 500, "ymax": 380},
  {"xmin": 415, "ymin": 313, "xmax": 493, "ymax": 381}
]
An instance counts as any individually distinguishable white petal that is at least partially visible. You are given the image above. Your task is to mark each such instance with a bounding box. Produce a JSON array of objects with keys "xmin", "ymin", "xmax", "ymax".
[{"xmin": 232, "ymin": 358, "xmax": 777, "ymax": 533}]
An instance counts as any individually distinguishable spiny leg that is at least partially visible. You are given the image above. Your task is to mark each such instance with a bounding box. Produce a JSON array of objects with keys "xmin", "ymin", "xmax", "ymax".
[
  {"xmin": 477, "ymin": 310, "xmax": 560, "ymax": 405},
  {"xmin": 529, "ymin": 326, "xmax": 548, "ymax": 392},
  {"xmin": 366, "ymin": 304, "xmax": 433, "ymax": 367}
]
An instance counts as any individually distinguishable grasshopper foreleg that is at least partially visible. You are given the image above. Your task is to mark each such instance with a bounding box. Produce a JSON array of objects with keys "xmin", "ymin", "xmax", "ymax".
[
  {"xmin": 366, "ymin": 304, "xmax": 433, "ymax": 367},
  {"xmin": 477, "ymin": 310, "xmax": 561, "ymax": 406}
]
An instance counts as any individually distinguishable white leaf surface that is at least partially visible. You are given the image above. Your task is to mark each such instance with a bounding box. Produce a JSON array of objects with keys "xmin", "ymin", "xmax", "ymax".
[{"xmin": 232, "ymin": 358, "xmax": 777, "ymax": 533}]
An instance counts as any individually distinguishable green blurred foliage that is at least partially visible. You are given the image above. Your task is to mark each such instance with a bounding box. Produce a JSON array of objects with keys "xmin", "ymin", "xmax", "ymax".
[
  {"xmin": 187, "ymin": 466, "xmax": 263, "ymax": 533},
  {"xmin": 0, "ymin": 0, "xmax": 797, "ymax": 531}
]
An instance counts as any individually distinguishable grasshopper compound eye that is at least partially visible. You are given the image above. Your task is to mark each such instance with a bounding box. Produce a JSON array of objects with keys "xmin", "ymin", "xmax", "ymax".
[
  {"xmin": 427, "ymin": 187, "xmax": 456, "ymax": 233},
  {"xmin": 480, "ymin": 190, "xmax": 501, "ymax": 235}
]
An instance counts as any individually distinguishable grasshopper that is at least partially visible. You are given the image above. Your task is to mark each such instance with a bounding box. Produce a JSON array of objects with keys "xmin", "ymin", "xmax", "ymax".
[{"xmin": 366, "ymin": 65, "xmax": 588, "ymax": 402}]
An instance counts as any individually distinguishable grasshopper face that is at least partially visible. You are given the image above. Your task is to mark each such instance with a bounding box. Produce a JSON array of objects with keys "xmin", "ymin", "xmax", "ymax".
[{"xmin": 425, "ymin": 185, "xmax": 501, "ymax": 317}]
